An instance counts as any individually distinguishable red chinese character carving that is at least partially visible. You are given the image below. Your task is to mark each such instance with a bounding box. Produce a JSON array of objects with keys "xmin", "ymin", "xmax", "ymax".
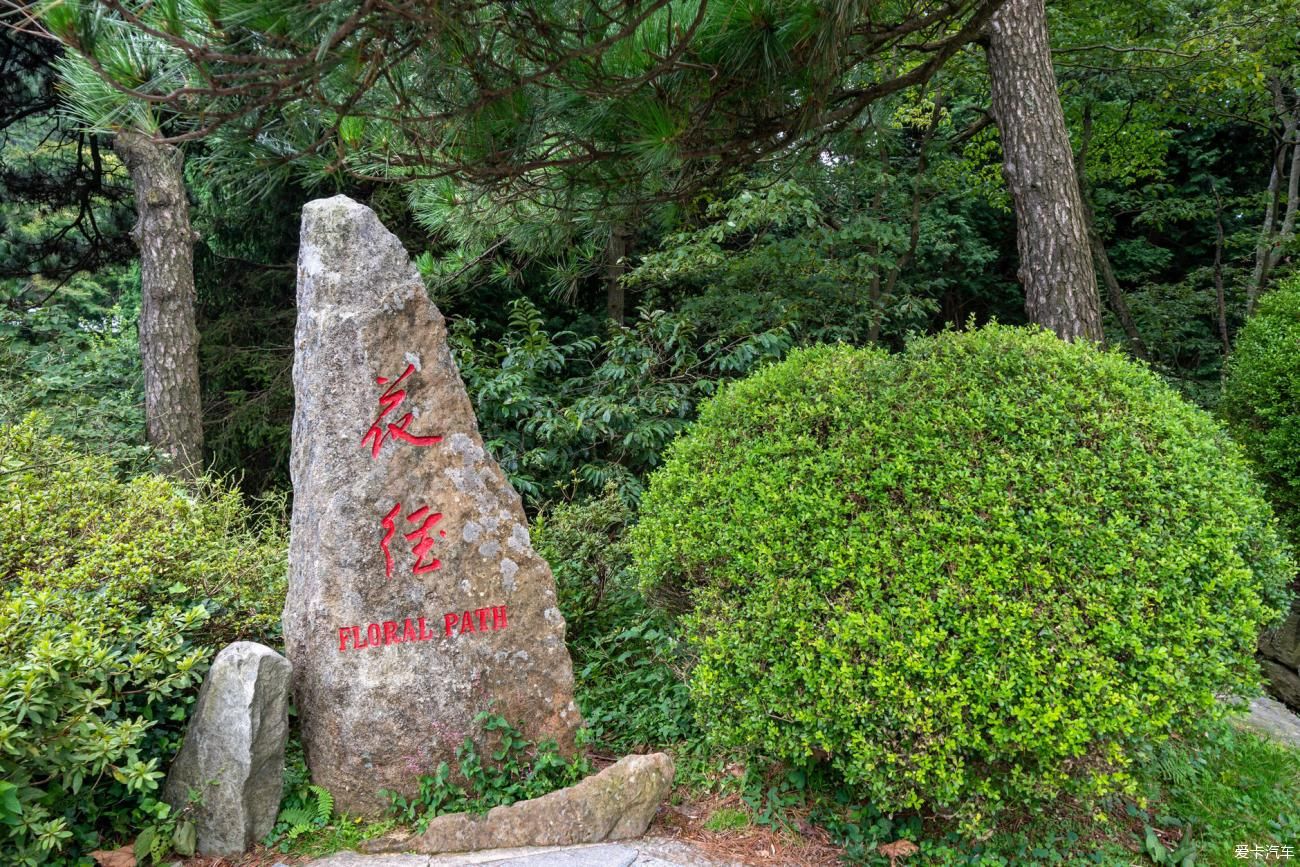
[
  {"xmin": 380, "ymin": 503, "xmax": 402, "ymax": 577},
  {"xmin": 380, "ymin": 502, "xmax": 447, "ymax": 578},
  {"xmin": 361, "ymin": 363, "xmax": 442, "ymax": 458}
]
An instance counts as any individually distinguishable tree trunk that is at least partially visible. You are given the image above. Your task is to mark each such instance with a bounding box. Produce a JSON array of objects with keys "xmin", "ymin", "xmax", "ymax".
[
  {"xmin": 1076, "ymin": 105, "xmax": 1146, "ymax": 358},
  {"xmin": 985, "ymin": 0, "xmax": 1103, "ymax": 342},
  {"xmin": 1211, "ymin": 183, "xmax": 1231, "ymax": 355},
  {"xmin": 1088, "ymin": 225, "xmax": 1147, "ymax": 358},
  {"xmin": 870, "ymin": 94, "xmax": 944, "ymax": 344},
  {"xmin": 605, "ymin": 223, "xmax": 627, "ymax": 325},
  {"xmin": 1248, "ymin": 138, "xmax": 1284, "ymax": 308},
  {"xmin": 114, "ymin": 130, "xmax": 204, "ymax": 483},
  {"xmin": 1248, "ymin": 76, "xmax": 1300, "ymax": 314}
]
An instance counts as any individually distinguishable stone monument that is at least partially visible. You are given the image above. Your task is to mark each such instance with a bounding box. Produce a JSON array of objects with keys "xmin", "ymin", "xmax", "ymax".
[{"xmin": 285, "ymin": 196, "xmax": 583, "ymax": 816}]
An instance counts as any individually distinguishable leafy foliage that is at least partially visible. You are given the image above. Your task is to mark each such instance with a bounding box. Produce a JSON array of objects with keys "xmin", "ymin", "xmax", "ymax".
[
  {"xmin": 43, "ymin": 0, "xmax": 1004, "ymax": 207},
  {"xmin": 384, "ymin": 712, "xmax": 592, "ymax": 832},
  {"xmin": 632, "ymin": 326, "xmax": 1294, "ymax": 828},
  {"xmin": 0, "ymin": 415, "xmax": 288, "ymax": 863},
  {"xmin": 270, "ymin": 765, "xmax": 335, "ymax": 846},
  {"xmin": 1136, "ymin": 719, "xmax": 1300, "ymax": 866},
  {"xmin": 0, "ymin": 32, "xmax": 135, "ymax": 283},
  {"xmin": 453, "ymin": 297, "xmax": 789, "ymax": 505},
  {"xmin": 0, "ymin": 265, "xmax": 149, "ymax": 472},
  {"xmin": 626, "ymin": 129, "xmax": 1004, "ymax": 347},
  {"xmin": 265, "ymin": 737, "xmax": 395, "ymax": 855},
  {"xmin": 1222, "ymin": 275, "xmax": 1300, "ymax": 546},
  {"xmin": 534, "ymin": 487, "xmax": 695, "ymax": 752}
]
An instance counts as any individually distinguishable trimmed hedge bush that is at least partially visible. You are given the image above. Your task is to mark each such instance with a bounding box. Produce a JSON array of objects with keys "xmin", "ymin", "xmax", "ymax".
[
  {"xmin": 631, "ymin": 325, "xmax": 1293, "ymax": 827},
  {"xmin": 1223, "ymin": 276, "xmax": 1300, "ymax": 546},
  {"xmin": 0, "ymin": 415, "xmax": 287, "ymax": 864}
]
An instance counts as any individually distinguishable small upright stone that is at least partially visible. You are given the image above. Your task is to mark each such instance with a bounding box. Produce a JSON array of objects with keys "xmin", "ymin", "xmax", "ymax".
[
  {"xmin": 163, "ymin": 641, "xmax": 291, "ymax": 856},
  {"xmin": 285, "ymin": 195, "xmax": 582, "ymax": 816}
]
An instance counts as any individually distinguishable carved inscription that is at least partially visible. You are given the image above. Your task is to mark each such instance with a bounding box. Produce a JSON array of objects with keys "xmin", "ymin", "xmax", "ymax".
[
  {"xmin": 336, "ymin": 606, "xmax": 509, "ymax": 652},
  {"xmin": 337, "ymin": 359, "xmax": 498, "ymax": 650}
]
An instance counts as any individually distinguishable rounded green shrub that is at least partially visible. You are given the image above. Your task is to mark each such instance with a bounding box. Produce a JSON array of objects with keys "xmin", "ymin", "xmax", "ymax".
[
  {"xmin": 1222, "ymin": 275, "xmax": 1300, "ymax": 547},
  {"xmin": 0, "ymin": 415, "xmax": 287, "ymax": 864},
  {"xmin": 631, "ymin": 325, "xmax": 1293, "ymax": 826}
]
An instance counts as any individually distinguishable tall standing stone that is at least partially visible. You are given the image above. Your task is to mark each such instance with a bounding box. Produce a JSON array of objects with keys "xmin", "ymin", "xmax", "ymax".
[{"xmin": 285, "ymin": 196, "xmax": 583, "ymax": 816}]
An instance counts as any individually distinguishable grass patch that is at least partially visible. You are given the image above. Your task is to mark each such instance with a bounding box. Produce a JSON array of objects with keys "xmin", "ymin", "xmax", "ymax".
[
  {"xmin": 703, "ymin": 806, "xmax": 752, "ymax": 832},
  {"xmin": 1137, "ymin": 719, "xmax": 1300, "ymax": 866}
]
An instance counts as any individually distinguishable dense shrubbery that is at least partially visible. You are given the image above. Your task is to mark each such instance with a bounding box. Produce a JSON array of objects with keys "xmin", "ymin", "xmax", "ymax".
[
  {"xmin": 0, "ymin": 416, "xmax": 287, "ymax": 864},
  {"xmin": 0, "ymin": 267, "xmax": 150, "ymax": 473},
  {"xmin": 453, "ymin": 298, "xmax": 789, "ymax": 506},
  {"xmin": 534, "ymin": 488, "xmax": 695, "ymax": 752},
  {"xmin": 632, "ymin": 326, "xmax": 1293, "ymax": 828},
  {"xmin": 1222, "ymin": 276, "xmax": 1300, "ymax": 547}
]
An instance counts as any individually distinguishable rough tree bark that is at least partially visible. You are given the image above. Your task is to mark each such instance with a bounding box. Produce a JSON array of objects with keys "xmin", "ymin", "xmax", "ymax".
[
  {"xmin": 604, "ymin": 223, "xmax": 628, "ymax": 325},
  {"xmin": 113, "ymin": 130, "xmax": 204, "ymax": 482},
  {"xmin": 986, "ymin": 0, "xmax": 1103, "ymax": 342}
]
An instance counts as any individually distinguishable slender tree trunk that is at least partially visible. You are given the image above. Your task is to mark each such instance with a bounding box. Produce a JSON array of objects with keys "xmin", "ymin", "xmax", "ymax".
[
  {"xmin": 865, "ymin": 122, "xmax": 893, "ymax": 343},
  {"xmin": 114, "ymin": 130, "xmax": 204, "ymax": 482},
  {"xmin": 985, "ymin": 0, "xmax": 1103, "ymax": 341},
  {"xmin": 1076, "ymin": 105, "xmax": 1146, "ymax": 358},
  {"xmin": 605, "ymin": 223, "xmax": 628, "ymax": 325},
  {"xmin": 1249, "ymin": 77, "xmax": 1300, "ymax": 315},
  {"xmin": 870, "ymin": 94, "xmax": 944, "ymax": 343},
  {"xmin": 1274, "ymin": 135, "xmax": 1300, "ymax": 267},
  {"xmin": 1249, "ymin": 142, "xmax": 1284, "ymax": 306},
  {"xmin": 1088, "ymin": 226, "xmax": 1147, "ymax": 358},
  {"xmin": 1211, "ymin": 183, "xmax": 1231, "ymax": 355}
]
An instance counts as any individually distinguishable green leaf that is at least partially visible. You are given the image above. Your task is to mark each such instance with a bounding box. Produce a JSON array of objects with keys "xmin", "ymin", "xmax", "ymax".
[
  {"xmin": 0, "ymin": 781, "xmax": 21, "ymax": 825},
  {"xmin": 1144, "ymin": 827, "xmax": 1168, "ymax": 862},
  {"xmin": 133, "ymin": 825, "xmax": 157, "ymax": 860}
]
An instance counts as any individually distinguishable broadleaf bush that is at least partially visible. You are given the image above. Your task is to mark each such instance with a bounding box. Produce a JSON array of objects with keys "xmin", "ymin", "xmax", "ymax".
[
  {"xmin": 1222, "ymin": 274, "xmax": 1300, "ymax": 547},
  {"xmin": 0, "ymin": 415, "xmax": 287, "ymax": 863},
  {"xmin": 631, "ymin": 325, "xmax": 1294, "ymax": 828},
  {"xmin": 452, "ymin": 297, "xmax": 789, "ymax": 506},
  {"xmin": 534, "ymin": 487, "xmax": 695, "ymax": 752}
]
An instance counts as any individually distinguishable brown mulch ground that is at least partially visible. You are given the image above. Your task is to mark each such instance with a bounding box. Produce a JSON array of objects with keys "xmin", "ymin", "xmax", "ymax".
[
  {"xmin": 649, "ymin": 793, "xmax": 844, "ymax": 867},
  {"xmin": 178, "ymin": 849, "xmax": 311, "ymax": 867}
]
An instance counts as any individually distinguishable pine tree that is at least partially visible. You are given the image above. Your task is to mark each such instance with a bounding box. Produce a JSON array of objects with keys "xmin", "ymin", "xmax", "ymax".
[{"xmin": 54, "ymin": 19, "xmax": 205, "ymax": 480}]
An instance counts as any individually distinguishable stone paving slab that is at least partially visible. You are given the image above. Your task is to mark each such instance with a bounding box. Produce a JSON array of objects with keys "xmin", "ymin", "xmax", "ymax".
[
  {"xmin": 486, "ymin": 844, "xmax": 637, "ymax": 866},
  {"xmin": 304, "ymin": 837, "xmax": 736, "ymax": 867}
]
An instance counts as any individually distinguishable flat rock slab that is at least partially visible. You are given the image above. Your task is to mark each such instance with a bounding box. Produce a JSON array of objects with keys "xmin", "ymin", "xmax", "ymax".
[
  {"xmin": 362, "ymin": 754, "xmax": 674, "ymax": 855},
  {"xmin": 1239, "ymin": 695, "xmax": 1300, "ymax": 747}
]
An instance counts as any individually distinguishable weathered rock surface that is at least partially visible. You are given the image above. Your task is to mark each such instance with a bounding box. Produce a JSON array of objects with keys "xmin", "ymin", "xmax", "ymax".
[
  {"xmin": 285, "ymin": 195, "xmax": 582, "ymax": 816},
  {"xmin": 1240, "ymin": 695, "xmax": 1300, "ymax": 748},
  {"xmin": 1261, "ymin": 604, "xmax": 1300, "ymax": 711},
  {"xmin": 360, "ymin": 753, "xmax": 675, "ymax": 855},
  {"xmin": 162, "ymin": 641, "xmax": 291, "ymax": 856}
]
